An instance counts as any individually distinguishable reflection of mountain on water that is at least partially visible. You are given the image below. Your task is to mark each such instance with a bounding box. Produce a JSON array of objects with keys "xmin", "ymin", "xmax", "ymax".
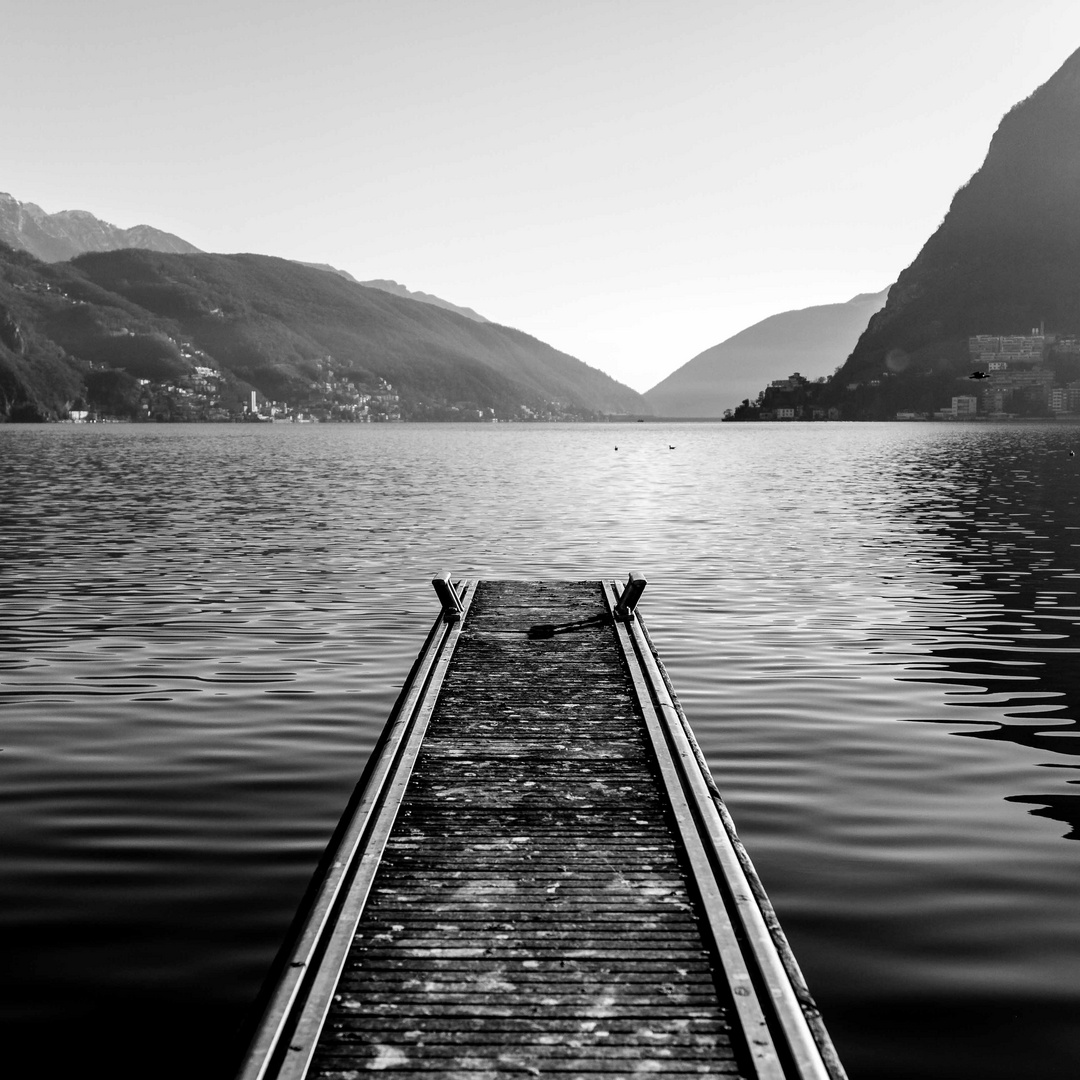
[
  {"xmin": 924, "ymin": 644, "xmax": 1080, "ymax": 836},
  {"xmin": 892, "ymin": 429, "xmax": 1080, "ymax": 838},
  {"xmin": 1007, "ymin": 786, "xmax": 1080, "ymax": 839}
]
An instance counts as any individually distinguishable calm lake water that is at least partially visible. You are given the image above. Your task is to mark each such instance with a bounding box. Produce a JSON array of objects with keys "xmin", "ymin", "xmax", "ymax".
[{"xmin": 3, "ymin": 420, "xmax": 1080, "ymax": 1079}]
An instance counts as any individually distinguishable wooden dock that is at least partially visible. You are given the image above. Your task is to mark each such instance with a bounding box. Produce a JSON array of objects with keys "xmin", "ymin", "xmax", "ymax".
[{"xmin": 237, "ymin": 575, "xmax": 846, "ymax": 1080}]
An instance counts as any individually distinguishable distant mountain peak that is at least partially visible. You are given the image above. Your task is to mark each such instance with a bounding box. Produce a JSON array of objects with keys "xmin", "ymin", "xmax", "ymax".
[
  {"xmin": 1026, "ymin": 43, "xmax": 1080, "ymax": 97},
  {"xmin": 642, "ymin": 289, "xmax": 891, "ymax": 417},
  {"xmin": 0, "ymin": 193, "xmax": 46, "ymax": 218},
  {"xmin": 357, "ymin": 278, "xmax": 489, "ymax": 323},
  {"xmin": 847, "ymin": 289, "xmax": 890, "ymax": 305},
  {"xmin": 296, "ymin": 261, "xmax": 360, "ymax": 283},
  {"xmin": 0, "ymin": 192, "xmax": 201, "ymax": 263}
]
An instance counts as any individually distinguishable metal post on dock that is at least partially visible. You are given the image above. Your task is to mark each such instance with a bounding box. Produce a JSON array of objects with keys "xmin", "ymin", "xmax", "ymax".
[
  {"xmin": 613, "ymin": 569, "xmax": 647, "ymax": 621},
  {"xmin": 431, "ymin": 570, "xmax": 463, "ymax": 621}
]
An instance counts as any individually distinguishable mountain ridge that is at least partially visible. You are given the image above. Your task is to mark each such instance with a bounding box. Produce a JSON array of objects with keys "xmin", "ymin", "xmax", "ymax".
[
  {"xmin": 1, "ymin": 193, "xmax": 495, "ymax": 330},
  {"xmin": 357, "ymin": 278, "xmax": 489, "ymax": 323},
  {"xmin": 296, "ymin": 264, "xmax": 489, "ymax": 323},
  {"xmin": 0, "ymin": 192, "xmax": 201, "ymax": 263},
  {"xmin": 644, "ymin": 288, "xmax": 890, "ymax": 416}
]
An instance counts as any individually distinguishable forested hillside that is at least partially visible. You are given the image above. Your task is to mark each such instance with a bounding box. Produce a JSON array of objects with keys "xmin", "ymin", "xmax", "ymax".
[{"xmin": 0, "ymin": 245, "xmax": 648, "ymax": 421}]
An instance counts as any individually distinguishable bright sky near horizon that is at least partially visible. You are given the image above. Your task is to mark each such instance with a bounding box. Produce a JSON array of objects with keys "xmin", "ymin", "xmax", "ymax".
[{"xmin": 7, "ymin": 1, "xmax": 1080, "ymax": 391}]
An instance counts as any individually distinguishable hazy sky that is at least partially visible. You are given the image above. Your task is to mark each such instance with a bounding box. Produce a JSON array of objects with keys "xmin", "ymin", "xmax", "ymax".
[{"xmin": 8, "ymin": 1, "xmax": 1080, "ymax": 391}]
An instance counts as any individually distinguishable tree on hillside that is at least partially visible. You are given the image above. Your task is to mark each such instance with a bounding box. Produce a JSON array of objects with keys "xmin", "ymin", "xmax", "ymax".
[{"xmin": 85, "ymin": 368, "xmax": 142, "ymax": 420}]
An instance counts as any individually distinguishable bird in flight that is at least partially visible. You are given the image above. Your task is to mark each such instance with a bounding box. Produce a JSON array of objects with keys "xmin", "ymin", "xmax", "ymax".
[{"xmin": 968, "ymin": 371, "xmax": 991, "ymax": 380}]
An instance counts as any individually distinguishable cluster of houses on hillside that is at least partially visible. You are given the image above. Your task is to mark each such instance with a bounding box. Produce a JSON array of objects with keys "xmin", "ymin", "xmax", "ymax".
[
  {"xmin": 71, "ymin": 351, "xmax": 404, "ymax": 423},
  {"xmin": 724, "ymin": 372, "xmax": 843, "ymax": 421},
  {"xmin": 756, "ymin": 372, "xmax": 841, "ymax": 421},
  {"xmin": 921, "ymin": 333, "xmax": 1080, "ymax": 420},
  {"xmin": 725, "ymin": 329, "xmax": 1080, "ymax": 423},
  {"xmin": 243, "ymin": 373, "xmax": 402, "ymax": 423}
]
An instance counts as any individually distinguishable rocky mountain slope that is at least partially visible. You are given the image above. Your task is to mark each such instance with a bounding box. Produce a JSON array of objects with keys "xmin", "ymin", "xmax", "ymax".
[
  {"xmin": 0, "ymin": 244, "xmax": 648, "ymax": 421},
  {"xmin": 0, "ymin": 192, "xmax": 200, "ymax": 263},
  {"xmin": 644, "ymin": 289, "xmax": 890, "ymax": 416},
  {"xmin": 831, "ymin": 45, "xmax": 1080, "ymax": 412}
]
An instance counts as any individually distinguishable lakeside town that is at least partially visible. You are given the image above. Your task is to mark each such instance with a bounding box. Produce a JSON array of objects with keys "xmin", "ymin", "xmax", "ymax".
[
  {"xmin": 725, "ymin": 332, "xmax": 1080, "ymax": 422},
  {"xmin": 67, "ymin": 358, "xmax": 407, "ymax": 424},
  {"xmin": 65, "ymin": 368, "xmax": 600, "ymax": 423}
]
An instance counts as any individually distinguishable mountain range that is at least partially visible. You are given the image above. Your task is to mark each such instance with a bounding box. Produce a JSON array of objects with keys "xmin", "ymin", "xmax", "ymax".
[
  {"xmin": 0, "ymin": 244, "xmax": 647, "ymax": 421},
  {"xmin": 11, "ymin": 34, "xmax": 1080, "ymax": 433},
  {"xmin": 643, "ymin": 289, "xmax": 890, "ymax": 416},
  {"xmin": 3, "ymin": 190, "xmax": 897, "ymax": 421},
  {"xmin": 2, "ymin": 192, "xmax": 632, "ymax": 423},
  {"xmin": 0, "ymin": 195, "xmax": 492, "ymax": 328},
  {"xmin": 0, "ymin": 192, "xmax": 200, "ymax": 264},
  {"xmin": 686, "ymin": 45, "xmax": 1080, "ymax": 421}
]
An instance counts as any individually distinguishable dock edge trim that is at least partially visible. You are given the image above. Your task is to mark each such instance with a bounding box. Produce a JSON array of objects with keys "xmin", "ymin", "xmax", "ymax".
[
  {"xmin": 604, "ymin": 580, "xmax": 847, "ymax": 1080},
  {"xmin": 633, "ymin": 610, "xmax": 850, "ymax": 1080},
  {"xmin": 235, "ymin": 580, "xmax": 476, "ymax": 1080}
]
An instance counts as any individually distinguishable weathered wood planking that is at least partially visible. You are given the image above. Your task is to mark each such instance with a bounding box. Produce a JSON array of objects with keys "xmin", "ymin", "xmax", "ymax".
[{"xmin": 237, "ymin": 578, "xmax": 846, "ymax": 1080}]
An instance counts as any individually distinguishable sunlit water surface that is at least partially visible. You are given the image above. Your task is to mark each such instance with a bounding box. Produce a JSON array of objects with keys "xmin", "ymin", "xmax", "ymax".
[{"xmin": 3, "ymin": 421, "xmax": 1080, "ymax": 1079}]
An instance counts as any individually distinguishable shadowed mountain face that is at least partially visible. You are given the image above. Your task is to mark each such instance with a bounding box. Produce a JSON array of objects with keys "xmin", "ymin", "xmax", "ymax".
[
  {"xmin": 0, "ymin": 245, "xmax": 648, "ymax": 420},
  {"xmin": 643, "ymin": 290, "xmax": 890, "ymax": 417},
  {"xmin": 0, "ymin": 193, "xmax": 200, "ymax": 263},
  {"xmin": 838, "ymin": 46, "xmax": 1080, "ymax": 385},
  {"xmin": 74, "ymin": 251, "xmax": 645, "ymax": 413}
]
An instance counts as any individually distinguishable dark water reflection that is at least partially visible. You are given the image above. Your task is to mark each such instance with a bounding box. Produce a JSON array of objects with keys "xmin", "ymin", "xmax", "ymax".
[
  {"xmin": 3, "ymin": 422, "xmax": 1080, "ymax": 1079},
  {"xmin": 892, "ymin": 432, "xmax": 1080, "ymax": 836}
]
